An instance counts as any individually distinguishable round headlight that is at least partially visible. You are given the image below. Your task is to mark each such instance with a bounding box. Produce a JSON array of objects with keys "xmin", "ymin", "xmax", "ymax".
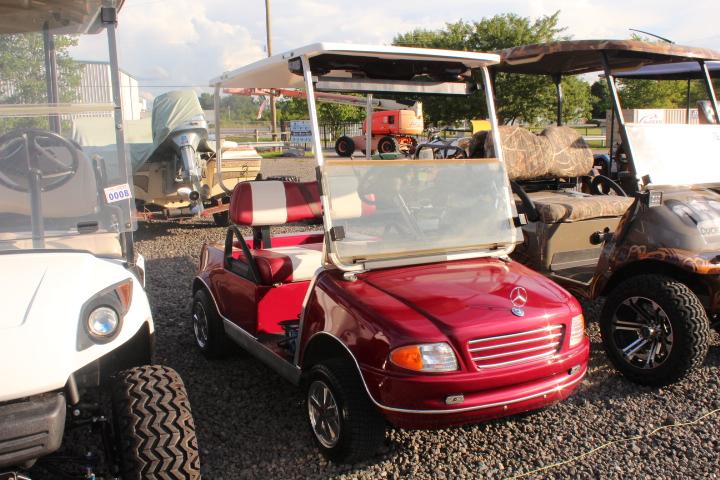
[{"xmin": 87, "ymin": 306, "xmax": 119, "ymax": 337}]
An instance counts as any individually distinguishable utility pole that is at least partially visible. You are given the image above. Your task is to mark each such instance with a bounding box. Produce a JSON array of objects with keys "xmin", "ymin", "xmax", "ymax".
[{"xmin": 265, "ymin": 0, "xmax": 277, "ymax": 140}]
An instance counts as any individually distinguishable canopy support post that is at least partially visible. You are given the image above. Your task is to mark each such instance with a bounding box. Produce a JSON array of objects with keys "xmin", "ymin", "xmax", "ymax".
[
  {"xmin": 214, "ymin": 83, "xmax": 232, "ymax": 193},
  {"xmin": 552, "ymin": 74, "xmax": 563, "ymax": 126},
  {"xmin": 365, "ymin": 94, "xmax": 373, "ymax": 159},
  {"xmin": 103, "ymin": 6, "xmax": 134, "ymax": 265},
  {"xmin": 700, "ymin": 61, "xmax": 720, "ymax": 123},
  {"xmin": 601, "ymin": 52, "xmax": 634, "ymax": 169},
  {"xmin": 42, "ymin": 22, "xmax": 60, "ymax": 133}
]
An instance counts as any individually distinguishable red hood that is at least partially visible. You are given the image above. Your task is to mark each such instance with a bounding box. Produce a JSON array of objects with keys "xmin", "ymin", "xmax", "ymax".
[{"xmin": 359, "ymin": 257, "xmax": 577, "ymax": 338}]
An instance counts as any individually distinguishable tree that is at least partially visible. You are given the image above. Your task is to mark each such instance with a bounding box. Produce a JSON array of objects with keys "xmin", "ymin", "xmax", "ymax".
[
  {"xmin": 393, "ymin": 12, "xmax": 592, "ymax": 126},
  {"xmin": 198, "ymin": 92, "xmax": 214, "ymax": 110},
  {"xmin": 590, "ymin": 80, "xmax": 611, "ymax": 119},
  {"xmin": 278, "ymin": 98, "xmax": 364, "ymax": 140},
  {"xmin": 0, "ymin": 33, "xmax": 81, "ymax": 129}
]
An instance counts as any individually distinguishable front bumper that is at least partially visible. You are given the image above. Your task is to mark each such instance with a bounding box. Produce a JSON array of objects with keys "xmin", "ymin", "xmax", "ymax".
[
  {"xmin": 363, "ymin": 339, "xmax": 589, "ymax": 429},
  {"xmin": 0, "ymin": 393, "xmax": 65, "ymax": 469}
]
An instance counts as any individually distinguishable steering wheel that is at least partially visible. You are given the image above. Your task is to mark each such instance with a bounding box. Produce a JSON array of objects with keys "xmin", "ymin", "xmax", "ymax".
[
  {"xmin": 590, "ymin": 174, "xmax": 626, "ymax": 196},
  {"xmin": 414, "ymin": 143, "xmax": 467, "ymax": 160},
  {"xmin": 0, "ymin": 128, "xmax": 80, "ymax": 192}
]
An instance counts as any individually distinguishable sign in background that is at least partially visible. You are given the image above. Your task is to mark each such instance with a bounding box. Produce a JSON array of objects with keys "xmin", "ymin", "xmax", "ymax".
[{"xmin": 290, "ymin": 120, "xmax": 313, "ymax": 143}]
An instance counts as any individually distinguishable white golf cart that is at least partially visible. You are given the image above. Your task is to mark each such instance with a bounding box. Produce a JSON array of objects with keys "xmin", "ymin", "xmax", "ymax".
[{"xmin": 0, "ymin": 1, "xmax": 199, "ymax": 478}]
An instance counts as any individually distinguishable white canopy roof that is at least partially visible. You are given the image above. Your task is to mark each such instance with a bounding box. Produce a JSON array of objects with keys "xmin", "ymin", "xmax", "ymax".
[{"xmin": 210, "ymin": 43, "xmax": 500, "ymax": 89}]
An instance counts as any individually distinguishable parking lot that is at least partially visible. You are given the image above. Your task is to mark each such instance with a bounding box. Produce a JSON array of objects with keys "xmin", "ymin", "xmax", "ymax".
[{"xmin": 126, "ymin": 159, "xmax": 720, "ymax": 479}]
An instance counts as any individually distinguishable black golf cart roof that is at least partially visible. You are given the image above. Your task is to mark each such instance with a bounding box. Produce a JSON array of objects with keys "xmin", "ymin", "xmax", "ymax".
[
  {"xmin": 612, "ymin": 60, "xmax": 720, "ymax": 80},
  {"xmin": 492, "ymin": 39, "xmax": 720, "ymax": 75},
  {"xmin": 0, "ymin": 0, "xmax": 124, "ymax": 35}
]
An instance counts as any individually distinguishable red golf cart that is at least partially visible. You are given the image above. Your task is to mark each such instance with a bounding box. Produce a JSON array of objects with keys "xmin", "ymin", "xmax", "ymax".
[{"xmin": 192, "ymin": 43, "xmax": 589, "ymax": 463}]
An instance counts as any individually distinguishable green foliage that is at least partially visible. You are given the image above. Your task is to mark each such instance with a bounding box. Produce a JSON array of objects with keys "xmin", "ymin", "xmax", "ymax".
[
  {"xmin": 278, "ymin": 98, "xmax": 364, "ymax": 139},
  {"xmin": 590, "ymin": 80, "xmax": 611, "ymax": 119},
  {"xmin": 217, "ymin": 95, "xmax": 261, "ymax": 124},
  {"xmin": 0, "ymin": 33, "xmax": 82, "ymax": 129},
  {"xmin": 198, "ymin": 92, "xmax": 214, "ymax": 110},
  {"xmin": 393, "ymin": 12, "xmax": 592, "ymax": 125}
]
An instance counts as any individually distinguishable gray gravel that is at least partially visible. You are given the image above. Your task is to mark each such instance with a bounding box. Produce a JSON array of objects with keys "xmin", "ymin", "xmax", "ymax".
[
  {"xmin": 132, "ymin": 218, "xmax": 720, "ymax": 480},
  {"xmin": 24, "ymin": 155, "xmax": 720, "ymax": 478}
]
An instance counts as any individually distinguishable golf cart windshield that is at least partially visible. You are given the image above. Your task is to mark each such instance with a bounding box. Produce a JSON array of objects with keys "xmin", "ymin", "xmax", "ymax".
[
  {"xmin": 324, "ymin": 158, "xmax": 515, "ymax": 265},
  {"xmin": 614, "ymin": 61, "xmax": 720, "ymax": 187},
  {"xmin": 213, "ymin": 43, "xmax": 515, "ymax": 269},
  {"xmin": 0, "ymin": 2, "xmax": 135, "ymax": 254}
]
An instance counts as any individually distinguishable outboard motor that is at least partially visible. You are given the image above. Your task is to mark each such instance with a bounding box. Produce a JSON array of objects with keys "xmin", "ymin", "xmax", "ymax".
[
  {"xmin": 169, "ymin": 114, "xmax": 207, "ymax": 213},
  {"xmin": 151, "ymin": 91, "xmax": 211, "ymax": 214}
]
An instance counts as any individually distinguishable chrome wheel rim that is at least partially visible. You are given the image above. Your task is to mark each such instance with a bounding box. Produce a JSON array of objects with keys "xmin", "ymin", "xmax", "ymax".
[
  {"xmin": 192, "ymin": 302, "xmax": 209, "ymax": 349},
  {"xmin": 610, "ymin": 296, "xmax": 673, "ymax": 369},
  {"xmin": 307, "ymin": 380, "xmax": 341, "ymax": 448}
]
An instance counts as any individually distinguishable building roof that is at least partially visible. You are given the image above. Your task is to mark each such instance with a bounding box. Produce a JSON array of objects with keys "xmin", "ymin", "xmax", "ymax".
[
  {"xmin": 492, "ymin": 40, "xmax": 720, "ymax": 75},
  {"xmin": 211, "ymin": 43, "xmax": 500, "ymax": 90}
]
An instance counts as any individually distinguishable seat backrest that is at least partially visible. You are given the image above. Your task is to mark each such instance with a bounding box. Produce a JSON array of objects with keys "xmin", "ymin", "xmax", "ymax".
[
  {"xmin": 484, "ymin": 125, "xmax": 593, "ymax": 181},
  {"xmin": 230, "ymin": 180, "xmax": 321, "ymax": 226},
  {"xmin": 541, "ymin": 126, "xmax": 594, "ymax": 178}
]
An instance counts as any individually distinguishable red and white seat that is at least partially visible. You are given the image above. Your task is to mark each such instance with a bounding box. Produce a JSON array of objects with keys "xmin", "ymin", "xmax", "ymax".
[{"xmin": 229, "ymin": 181, "xmax": 324, "ymax": 284}]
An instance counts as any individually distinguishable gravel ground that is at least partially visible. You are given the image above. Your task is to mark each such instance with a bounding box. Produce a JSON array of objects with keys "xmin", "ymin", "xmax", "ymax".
[
  {"xmin": 130, "ymin": 217, "xmax": 720, "ymax": 480},
  {"xmin": 26, "ymin": 157, "xmax": 720, "ymax": 479}
]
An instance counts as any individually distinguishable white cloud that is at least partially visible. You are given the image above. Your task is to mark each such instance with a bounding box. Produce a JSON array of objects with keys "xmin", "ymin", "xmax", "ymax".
[{"xmin": 72, "ymin": 0, "xmax": 720, "ymax": 97}]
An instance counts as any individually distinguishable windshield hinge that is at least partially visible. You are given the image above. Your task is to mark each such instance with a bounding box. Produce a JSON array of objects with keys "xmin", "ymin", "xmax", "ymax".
[{"xmin": 329, "ymin": 226, "xmax": 345, "ymax": 241}]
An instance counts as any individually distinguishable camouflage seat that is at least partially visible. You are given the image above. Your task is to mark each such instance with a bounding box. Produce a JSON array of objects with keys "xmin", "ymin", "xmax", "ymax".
[
  {"xmin": 486, "ymin": 125, "xmax": 632, "ymax": 223},
  {"xmin": 527, "ymin": 191, "xmax": 633, "ymax": 223}
]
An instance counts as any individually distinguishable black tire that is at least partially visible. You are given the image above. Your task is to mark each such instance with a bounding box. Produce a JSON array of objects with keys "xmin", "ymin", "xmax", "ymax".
[
  {"xmin": 192, "ymin": 289, "xmax": 233, "ymax": 358},
  {"xmin": 377, "ymin": 136, "xmax": 396, "ymax": 154},
  {"xmin": 111, "ymin": 365, "xmax": 200, "ymax": 479},
  {"xmin": 600, "ymin": 274, "xmax": 709, "ymax": 386},
  {"xmin": 212, "ymin": 210, "xmax": 229, "ymax": 227},
  {"xmin": 335, "ymin": 136, "xmax": 355, "ymax": 157},
  {"xmin": 305, "ymin": 359, "xmax": 385, "ymax": 463}
]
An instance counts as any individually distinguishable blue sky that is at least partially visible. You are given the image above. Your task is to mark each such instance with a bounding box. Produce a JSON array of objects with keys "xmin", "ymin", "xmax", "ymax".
[{"xmin": 73, "ymin": 0, "xmax": 720, "ymax": 98}]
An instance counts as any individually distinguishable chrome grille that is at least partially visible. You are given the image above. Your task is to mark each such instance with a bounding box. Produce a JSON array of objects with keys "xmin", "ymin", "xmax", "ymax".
[{"xmin": 467, "ymin": 325, "xmax": 565, "ymax": 369}]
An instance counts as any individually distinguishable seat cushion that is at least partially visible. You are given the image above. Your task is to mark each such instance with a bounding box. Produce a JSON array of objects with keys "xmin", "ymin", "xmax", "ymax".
[
  {"xmin": 526, "ymin": 191, "xmax": 634, "ymax": 223},
  {"xmin": 232, "ymin": 243, "xmax": 323, "ymax": 284}
]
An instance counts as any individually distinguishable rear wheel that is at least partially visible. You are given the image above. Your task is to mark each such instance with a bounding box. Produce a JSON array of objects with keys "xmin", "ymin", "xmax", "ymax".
[
  {"xmin": 192, "ymin": 289, "xmax": 232, "ymax": 358},
  {"xmin": 111, "ymin": 365, "xmax": 200, "ymax": 479},
  {"xmin": 377, "ymin": 136, "xmax": 396, "ymax": 154},
  {"xmin": 305, "ymin": 359, "xmax": 385, "ymax": 463},
  {"xmin": 335, "ymin": 136, "xmax": 355, "ymax": 157},
  {"xmin": 600, "ymin": 274, "xmax": 709, "ymax": 386}
]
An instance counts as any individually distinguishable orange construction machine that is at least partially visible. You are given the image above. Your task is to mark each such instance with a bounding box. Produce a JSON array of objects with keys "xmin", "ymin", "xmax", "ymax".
[{"xmin": 335, "ymin": 107, "xmax": 423, "ymax": 156}]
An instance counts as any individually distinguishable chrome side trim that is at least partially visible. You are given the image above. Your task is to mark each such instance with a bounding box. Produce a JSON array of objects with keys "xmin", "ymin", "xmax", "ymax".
[
  {"xmin": 468, "ymin": 325, "xmax": 561, "ymax": 344},
  {"xmin": 223, "ymin": 319, "xmax": 302, "ymax": 385},
  {"xmin": 194, "ymin": 276, "xmax": 302, "ymax": 385},
  {"xmin": 306, "ymin": 331, "xmax": 586, "ymax": 415}
]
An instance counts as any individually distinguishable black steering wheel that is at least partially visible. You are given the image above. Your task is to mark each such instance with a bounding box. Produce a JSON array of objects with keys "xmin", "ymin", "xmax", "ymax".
[
  {"xmin": 0, "ymin": 128, "xmax": 80, "ymax": 192},
  {"xmin": 590, "ymin": 174, "xmax": 626, "ymax": 196}
]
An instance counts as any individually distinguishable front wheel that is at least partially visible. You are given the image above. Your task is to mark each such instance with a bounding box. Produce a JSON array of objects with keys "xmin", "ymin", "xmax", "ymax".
[
  {"xmin": 111, "ymin": 365, "xmax": 200, "ymax": 479},
  {"xmin": 600, "ymin": 274, "xmax": 710, "ymax": 386},
  {"xmin": 335, "ymin": 136, "xmax": 355, "ymax": 157},
  {"xmin": 305, "ymin": 359, "xmax": 385, "ymax": 463}
]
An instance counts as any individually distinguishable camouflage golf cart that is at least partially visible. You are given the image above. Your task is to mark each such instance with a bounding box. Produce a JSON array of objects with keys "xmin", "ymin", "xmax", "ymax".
[{"xmin": 480, "ymin": 40, "xmax": 720, "ymax": 386}]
